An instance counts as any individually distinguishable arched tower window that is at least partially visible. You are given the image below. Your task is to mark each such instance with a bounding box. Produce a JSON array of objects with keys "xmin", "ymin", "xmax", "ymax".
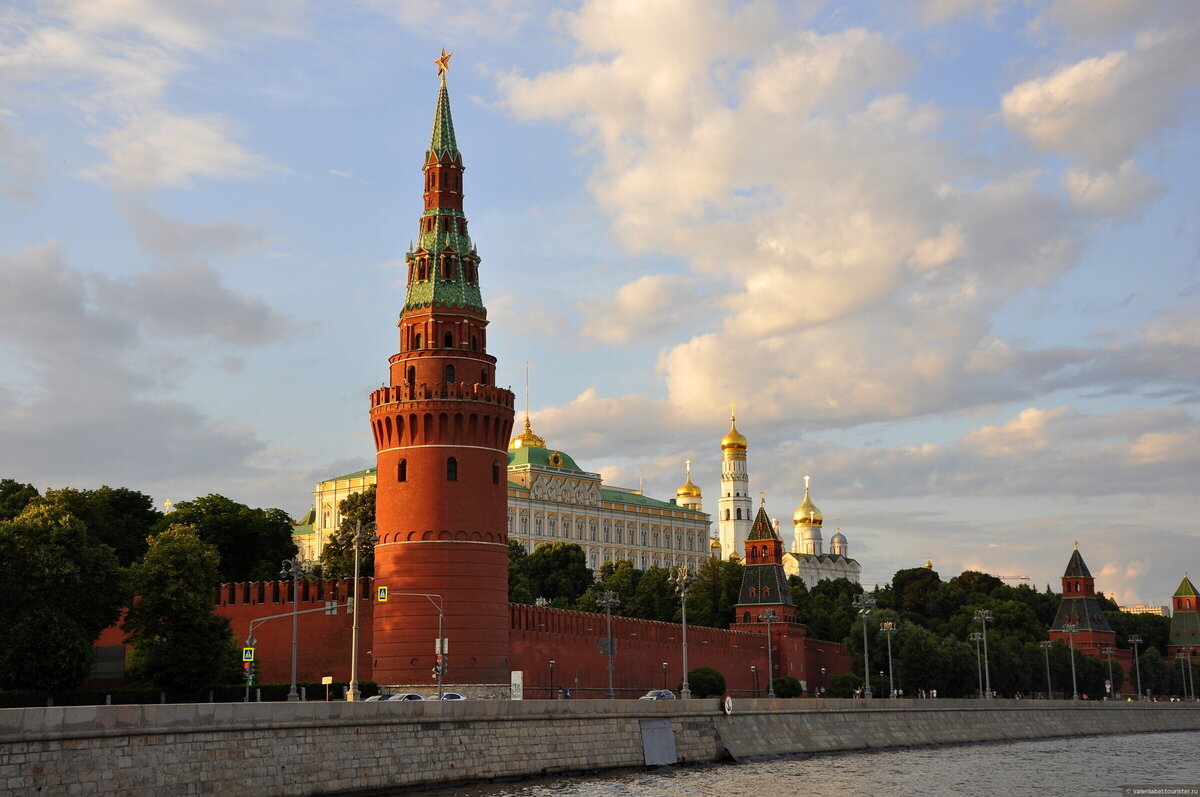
[
  {"xmin": 493, "ymin": 462, "xmax": 500, "ymax": 485},
  {"xmin": 398, "ymin": 459, "xmax": 407, "ymax": 482},
  {"xmin": 736, "ymin": 508, "xmax": 742, "ymax": 520},
  {"xmin": 471, "ymin": 335, "xmax": 478, "ymax": 351},
  {"xmin": 445, "ymin": 364, "xmax": 456, "ymax": 383},
  {"xmin": 414, "ymin": 333, "xmax": 422, "ymax": 349},
  {"xmin": 723, "ymin": 509, "xmax": 729, "ymax": 520},
  {"xmin": 742, "ymin": 612, "xmax": 750, "ymax": 623},
  {"xmin": 444, "ymin": 331, "xmax": 454, "ymax": 348},
  {"xmin": 447, "ymin": 457, "xmax": 458, "ymax": 481},
  {"xmin": 407, "ymin": 366, "xmax": 415, "ymax": 385},
  {"xmin": 481, "ymin": 368, "xmax": 489, "ymax": 385}
]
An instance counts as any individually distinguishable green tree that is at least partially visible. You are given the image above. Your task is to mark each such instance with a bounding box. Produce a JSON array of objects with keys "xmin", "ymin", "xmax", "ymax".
[
  {"xmin": 0, "ymin": 503, "xmax": 126, "ymax": 691},
  {"xmin": 0, "ymin": 478, "xmax": 39, "ymax": 521},
  {"xmin": 627, "ymin": 566, "xmax": 678, "ymax": 622},
  {"xmin": 828, "ymin": 672, "xmax": 862, "ymax": 698},
  {"xmin": 318, "ymin": 486, "xmax": 376, "ymax": 579},
  {"xmin": 37, "ymin": 486, "xmax": 162, "ymax": 566},
  {"xmin": 687, "ymin": 666, "xmax": 727, "ymax": 697},
  {"xmin": 891, "ymin": 567, "xmax": 942, "ymax": 619},
  {"xmin": 525, "ymin": 541, "xmax": 592, "ymax": 607},
  {"xmin": 508, "ymin": 540, "xmax": 535, "ymax": 605},
  {"xmin": 686, "ymin": 557, "xmax": 743, "ymax": 628},
  {"xmin": 577, "ymin": 559, "xmax": 641, "ymax": 614},
  {"xmin": 123, "ymin": 524, "xmax": 241, "ymax": 692},
  {"xmin": 158, "ymin": 494, "xmax": 297, "ymax": 583}
]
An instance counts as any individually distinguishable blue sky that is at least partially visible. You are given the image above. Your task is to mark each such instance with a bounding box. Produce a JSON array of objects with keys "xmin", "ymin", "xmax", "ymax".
[{"xmin": 2, "ymin": 0, "xmax": 1198, "ymax": 606}]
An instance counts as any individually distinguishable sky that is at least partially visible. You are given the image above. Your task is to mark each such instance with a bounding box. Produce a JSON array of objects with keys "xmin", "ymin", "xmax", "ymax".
[{"xmin": 1, "ymin": 0, "xmax": 1198, "ymax": 607}]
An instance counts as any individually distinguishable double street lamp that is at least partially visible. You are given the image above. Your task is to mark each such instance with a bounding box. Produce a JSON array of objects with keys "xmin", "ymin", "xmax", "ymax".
[
  {"xmin": 1128, "ymin": 635, "xmax": 1143, "ymax": 700},
  {"xmin": 598, "ymin": 590, "xmax": 620, "ymax": 699},
  {"xmin": 1102, "ymin": 646, "xmax": 1116, "ymax": 698},
  {"xmin": 853, "ymin": 593, "xmax": 876, "ymax": 698},
  {"xmin": 974, "ymin": 609, "xmax": 993, "ymax": 699},
  {"xmin": 670, "ymin": 564, "xmax": 697, "ymax": 699},
  {"xmin": 970, "ymin": 632, "xmax": 984, "ymax": 698},
  {"xmin": 279, "ymin": 556, "xmax": 311, "ymax": 702},
  {"xmin": 1040, "ymin": 640, "xmax": 1053, "ymax": 699},
  {"xmin": 881, "ymin": 622, "xmax": 898, "ymax": 698},
  {"xmin": 759, "ymin": 608, "xmax": 778, "ymax": 698},
  {"xmin": 1062, "ymin": 622, "xmax": 1080, "ymax": 700},
  {"xmin": 340, "ymin": 520, "xmax": 378, "ymax": 702}
]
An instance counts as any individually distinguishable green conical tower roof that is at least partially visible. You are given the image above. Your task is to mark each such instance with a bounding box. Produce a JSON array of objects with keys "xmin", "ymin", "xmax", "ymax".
[
  {"xmin": 1175, "ymin": 574, "xmax": 1198, "ymax": 599},
  {"xmin": 747, "ymin": 502, "xmax": 778, "ymax": 541},
  {"xmin": 1063, "ymin": 545, "xmax": 1092, "ymax": 579},
  {"xmin": 427, "ymin": 75, "xmax": 459, "ymax": 161}
]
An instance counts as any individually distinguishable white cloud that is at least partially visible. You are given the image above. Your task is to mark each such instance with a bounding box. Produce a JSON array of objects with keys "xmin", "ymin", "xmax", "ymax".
[
  {"xmin": 123, "ymin": 200, "xmax": 271, "ymax": 261},
  {"xmin": 1061, "ymin": 160, "xmax": 1165, "ymax": 216},
  {"xmin": 78, "ymin": 111, "xmax": 275, "ymax": 190},
  {"xmin": 579, "ymin": 274, "xmax": 702, "ymax": 345},
  {"xmin": 1001, "ymin": 25, "xmax": 1200, "ymax": 168}
]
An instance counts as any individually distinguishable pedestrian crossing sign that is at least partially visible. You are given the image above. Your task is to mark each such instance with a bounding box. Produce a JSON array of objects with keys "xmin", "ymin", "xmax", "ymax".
[
  {"xmin": 378, "ymin": 586, "xmax": 388, "ymax": 602},
  {"xmin": 242, "ymin": 647, "xmax": 255, "ymax": 662}
]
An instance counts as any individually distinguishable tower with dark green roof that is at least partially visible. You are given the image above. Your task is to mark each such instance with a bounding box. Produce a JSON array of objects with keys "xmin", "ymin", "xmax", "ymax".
[
  {"xmin": 1169, "ymin": 574, "xmax": 1199, "ymax": 657},
  {"xmin": 1049, "ymin": 544, "xmax": 1119, "ymax": 664},
  {"xmin": 370, "ymin": 53, "xmax": 515, "ymax": 690}
]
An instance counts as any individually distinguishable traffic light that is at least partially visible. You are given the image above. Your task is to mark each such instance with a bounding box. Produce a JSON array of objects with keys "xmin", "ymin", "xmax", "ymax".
[{"xmin": 243, "ymin": 662, "xmax": 251, "ymax": 681}]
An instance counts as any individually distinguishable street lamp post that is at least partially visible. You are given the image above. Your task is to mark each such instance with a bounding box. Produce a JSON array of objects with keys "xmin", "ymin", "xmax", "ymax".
[
  {"xmin": 1176, "ymin": 651, "xmax": 1188, "ymax": 700},
  {"xmin": 1128, "ymin": 635, "xmax": 1143, "ymax": 700},
  {"xmin": 662, "ymin": 661, "xmax": 668, "ymax": 691},
  {"xmin": 1189, "ymin": 648, "xmax": 1196, "ymax": 701},
  {"xmin": 279, "ymin": 556, "xmax": 310, "ymax": 702},
  {"xmin": 549, "ymin": 659, "xmax": 555, "ymax": 699},
  {"xmin": 970, "ymin": 632, "xmax": 984, "ymax": 698},
  {"xmin": 974, "ymin": 609, "xmax": 993, "ymax": 699},
  {"xmin": 1102, "ymin": 646, "xmax": 1116, "ymax": 699},
  {"xmin": 340, "ymin": 519, "xmax": 378, "ymax": 702},
  {"xmin": 1063, "ymin": 622, "xmax": 1080, "ymax": 700},
  {"xmin": 750, "ymin": 665, "xmax": 757, "ymax": 697},
  {"xmin": 881, "ymin": 622, "xmax": 897, "ymax": 698},
  {"xmin": 759, "ymin": 608, "xmax": 778, "ymax": 698},
  {"xmin": 853, "ymin": 594, "xmax": 876, "ymax": 698},
  {"xmin": 821, "ymin": 667, "xmax": 827, "ymax": 695},
  {"xmin": 670, "ymin": 565, "xmax": 697, "ymax": 699},
  {"xmin": 598, "ymin": 590, "xmax": 620, "ymax": 699},
  {"xmin": 1040, "ymin": 640, "xmax": 1053, "ymax": 699}
]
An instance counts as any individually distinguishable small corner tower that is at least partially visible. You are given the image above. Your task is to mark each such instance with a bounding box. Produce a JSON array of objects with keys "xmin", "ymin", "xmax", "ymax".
[
  {"xmin": 1048, "ymin": 543, "xmax": 1116, "ymax": 656},
  {"xmin": 731, "ymin": 498, "xmax": 797, "ymax": 626},
  {"xmin": 717, "ymin": 408, "xmax": 752, "ymax": 559},
  {"xmin": 371, "ymin": 51, "xmax": 516, "ymax": 688},
  {"xmin": 1168, "ymin": 573, "xmax": 1199, "ymax": 656}
]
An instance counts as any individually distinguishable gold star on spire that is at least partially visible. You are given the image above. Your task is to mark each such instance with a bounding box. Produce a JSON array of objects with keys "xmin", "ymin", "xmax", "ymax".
[{"xmin": 435, "ymin": 48, "xmax": 453, "ymax": 80}]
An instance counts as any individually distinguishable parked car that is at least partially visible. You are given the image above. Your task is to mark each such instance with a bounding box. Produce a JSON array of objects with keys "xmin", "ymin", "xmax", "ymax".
[
  {"xmin": 363, "ymin": 694, "xmax": 387, "ymax": 701},
  {"xmin": 638, "ymin": 689, "xmax": 676, "ymax": 700},
  {"xmin": 440, "ymin": 692, "xmax": 467, "ymax": 701},
  {"xmin": 388, "ymin": 693, "xmax": 425, "ymax": 701}
]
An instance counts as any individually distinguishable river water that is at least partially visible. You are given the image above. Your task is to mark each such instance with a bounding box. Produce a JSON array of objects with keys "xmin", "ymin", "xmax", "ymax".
[{"xmin": 418, "ymin": 731, "xmax": 1200, "ymax": 797}]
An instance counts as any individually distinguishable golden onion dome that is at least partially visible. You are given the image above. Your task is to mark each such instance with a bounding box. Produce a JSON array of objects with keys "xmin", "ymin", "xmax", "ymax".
[
  {"xmin": 720, "ymin": 415, "xmax": 748, "ymax": 451},
  {"xmin": 729, "ymin": 550, "xmax": 742, "ymax": 563},
  {"xmin": 925, "ymin": 556, "xmax": 933, "ymax": 570},
  {"xmin": 709, "ymin": 537, "xmax": 722, "ymax": 551},
  {"xmin": 676, "ymin": 460, "xmax": 702, "ymax": 498},
  {"xmin": 793, "ymin": 483, "xmax": 822, "ymax": 525},
  {"xmin": 509, "ymin": 416, "xmax": 545, "ymax": 450}
]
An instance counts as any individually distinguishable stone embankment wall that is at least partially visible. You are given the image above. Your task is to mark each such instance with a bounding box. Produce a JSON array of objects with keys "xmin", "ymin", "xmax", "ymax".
[{"xmin": 3, "ymin": 699, "xmax": 1198, "ymax": 796}]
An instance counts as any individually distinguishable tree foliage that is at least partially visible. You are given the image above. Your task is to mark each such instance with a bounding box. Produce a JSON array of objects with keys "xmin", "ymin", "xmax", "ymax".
[
  {"xmin": 0, "ymin": 503, "xmax": 126, "ymax": 691},
  {"xmin": 318, "ymin": 486, "xmax": 376, "ymax": 579},
  {"xmin": 36, "ymin": 485, "xmax": 162, "ymax": 566},
  {"xmin": 525, "ymin": 541, "xmax": 593, "ymax": 607},
  {"xmin": 685, "ymin": 557, "xmax": 744, "ymax": 628},
  {"xmin": 122, "ymin": 524, "xmax": 241, "ymax": 692},
  {"xmin": 0, "ymin": 478, "xmax": 39, "ymax": 521},
  {"xmin": 157, "ymin": 494, "xmax": 297, "ymax": 583},
  {"xmin": 772, "ymin": 675, "xmax": 803, "ymax": 698}
]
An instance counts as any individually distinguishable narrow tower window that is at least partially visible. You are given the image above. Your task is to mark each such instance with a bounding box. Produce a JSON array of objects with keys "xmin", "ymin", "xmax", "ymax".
[
  {"xmin": 447, "ymin": 457, "xmax": 458, "ymax": 481},
  {"xmin": 445, "ymin": 364, "xmax": 456, "ymax": 383},
  {"xmin": 481, "ymin": 368, "xmax": 489, "ymax": 385},
  {"xmin": 444, "ymin": 331, "xmax": 454, "ymax": 348},
  {"xmin": 414, "ymin": 333, "xmax": 422, "ymax": 349},
  {"xmin": 398, "ymin": 459, "xmax": 407, "ymax": 482},
  {"xmin": 471, "ymin": 335, "xmax": 478, "ymax": 351},
  {"xmin": 736, "ymin": 508, "xmax": 742, "ymax": 520},
  {"xmin": 407, "ymin": 366, "xmax": 415, "ymax": 385},
  {"xmin": 493, "ymin": 462, "xmax": 500, "ymax": 485}
]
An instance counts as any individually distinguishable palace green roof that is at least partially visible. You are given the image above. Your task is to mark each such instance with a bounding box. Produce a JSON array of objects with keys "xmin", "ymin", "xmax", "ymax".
[
  {"xmin": 507, "ymin": 446, "xmax": 585, "ymax": 473},
  {"xmin": 320, "ymin": 467, "xmax": 377, "ymax": 484}
]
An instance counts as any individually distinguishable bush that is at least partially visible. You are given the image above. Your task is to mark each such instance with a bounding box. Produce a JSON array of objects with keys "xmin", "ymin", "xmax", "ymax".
[
  {"xmin": 772, "ymin": 676, "xmax": 803, "ymax": 698},
  {"xmin": 687, "ymin": 667, "xmax": 726, "ymax": 697},
  {"xmin": 828, "ymin": 673, "xmax": 863, "ymax": 698}
]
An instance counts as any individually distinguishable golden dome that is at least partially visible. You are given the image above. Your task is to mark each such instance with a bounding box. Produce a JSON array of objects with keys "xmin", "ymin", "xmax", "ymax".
[
  {"xmin": 925, "ymin": 556, "xmax": 933, "ymax": 569},
  {"xmin": 676, "ymin": 459, "xmax": 702, "ymax": 498},
  {"xmin": 509, "ymin": 416, "xmax": 545, "ymax": 450},
  {"xmin": 729, "ymin": 550, "xmax": 742, "ymax": 563},
  {"xmin": 793, "ymin": 478, "xmax": 822, "ymax": 525},
  {"xmin": 709, "ymin": 537, "xmax": 722, "ymax": 550},
  {"xmin": 720, "ymin": 415, "xmax": 748, "ymax": 451}
]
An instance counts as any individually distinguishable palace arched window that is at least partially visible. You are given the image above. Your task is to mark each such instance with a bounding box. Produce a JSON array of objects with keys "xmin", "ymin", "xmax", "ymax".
[{"xmin": 446, "ymin": 456, "xmax": 458, "ymax": 481}]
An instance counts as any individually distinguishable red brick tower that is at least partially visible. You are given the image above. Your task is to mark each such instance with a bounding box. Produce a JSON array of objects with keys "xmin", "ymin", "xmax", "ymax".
[
  {"xmin": 369, "ymin": 53, "xmax": 515, "ymax": 687},
  {"xmin": 1048, "ymin": 544, "xmax": 1116, "ymax": 656}
]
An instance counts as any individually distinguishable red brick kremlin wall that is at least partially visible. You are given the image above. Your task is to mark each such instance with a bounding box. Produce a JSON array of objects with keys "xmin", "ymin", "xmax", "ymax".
[{"xmin": 87, "ymin": 578, "xmax": 852, "ymax": 694}]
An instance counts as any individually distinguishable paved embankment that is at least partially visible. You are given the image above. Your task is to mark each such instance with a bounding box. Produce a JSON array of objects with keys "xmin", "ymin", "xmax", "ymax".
[{"xmin": 2, "ymin": 698, "xmax": 1198, "ymax": 796}]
